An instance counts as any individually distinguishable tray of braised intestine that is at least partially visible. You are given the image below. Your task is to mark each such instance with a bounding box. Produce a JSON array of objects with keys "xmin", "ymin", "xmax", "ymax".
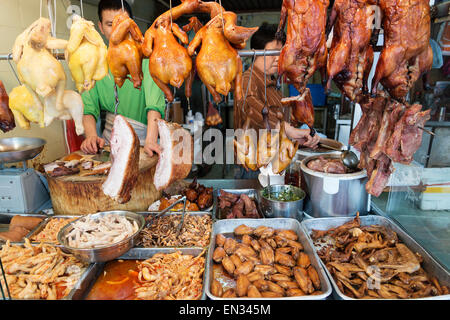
[
  {"xmin": 81, "ymin": 248, "xmax": 207, "ymax": 300},
  {"xmin": 136, "ymin": 212, "xmax": 213, "ymax": 247},
  {"xmin": 205, "ymin": 219, "xmax": 332, "ymax": 299},
  {"xmin": 215, "ymin": 189, "xmax": 263, "ymax": 219},
  {"xmin": 301, "ymin": 213, "xmax": 450, "ymax": 300}
]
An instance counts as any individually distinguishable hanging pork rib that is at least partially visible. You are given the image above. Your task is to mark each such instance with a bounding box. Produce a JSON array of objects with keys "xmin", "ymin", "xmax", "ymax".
[{"xmin": 102, "ymin": 115, "xmax": 140, "ymax": 204}]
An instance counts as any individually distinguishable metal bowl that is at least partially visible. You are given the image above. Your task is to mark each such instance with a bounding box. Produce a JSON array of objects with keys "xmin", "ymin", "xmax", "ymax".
[
  {"xmin": 259, "ymin": 184, "xmax": 306, "ymax": 219},
  {"xmin": 0, "ymin": 137, "xmax": 46, "ymax": 164},
  {"xmin": 57, "ymin": 211, "xmax": 145, "ymax": 263}
]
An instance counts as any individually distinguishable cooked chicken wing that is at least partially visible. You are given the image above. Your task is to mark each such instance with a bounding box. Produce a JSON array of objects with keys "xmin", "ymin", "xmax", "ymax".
[
  {"xmin": 66, "ymin": 15, "xmax": 108, "ymax": 93},
  {"xmin": 43, "ymin": 90, "xmax": 84, "ymax": 135},
  {"xmin": 271, "ymin": 121, "xmax": 299, "ymax": 174},
  {"xmin": 107, "ymin": 12, "xmax": 144, "ymax": 88},
  {"xmin": 234, "ymin": 117, "xmax": 258, "ymax": 171},
  {"xmin": 8, "ymin": 85, "xmax": 44, "ymax": 129}
]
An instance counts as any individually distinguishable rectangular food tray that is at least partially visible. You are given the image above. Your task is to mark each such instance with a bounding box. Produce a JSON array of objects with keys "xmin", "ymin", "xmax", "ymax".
[
  {"xmin": 74, "ymin": 247, "xmax": 209, "ymax": 300},
  {"xmin": 0, "ymin": 213, "xmax": 48, "ymax": 245},
  {"xmin": 134, "ymin": 211, "xmax": 214, "ymax": 248},
  {"xmin": 0, "ymin": 240, "xmax": 94, "ymax": 300},
  {"xmin": 213, "ymin": 189, "xmax": 264, "ymax": 220},
  {"xmin": 301, "ymin": 215, "xmax": 450, "ymax": 300},
  {"xmin": 25, "ymin": 215, "xmax": 80, "ymax": 246},
  {"xmin": 205, "ymin": 218, "xmax": 332, "ymax": 300}
]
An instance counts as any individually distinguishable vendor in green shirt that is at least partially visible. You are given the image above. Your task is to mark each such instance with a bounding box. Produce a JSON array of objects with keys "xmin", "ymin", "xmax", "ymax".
[{"xmin": 80, "ymin": 0, "xmax": 165, "ymax": 157}]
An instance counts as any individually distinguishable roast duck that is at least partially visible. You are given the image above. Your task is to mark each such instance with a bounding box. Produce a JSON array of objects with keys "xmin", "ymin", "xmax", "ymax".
[
  {"xmin": 326, "ymin": 0, "xmax": 375, "ymax": 102},
  {"xmin": 0, "ymin": 80, "xmax": 15, "ymax": 133},
  {"xmin": 107, "ymin": 11, "xmax": 144, "ymax": 88},
  {"xmin": 188, "ymin": 1, "xmax": 258, "ymax": 103},
  {"xmin": 371, "ymin": 0, "xmax": 433, "ymax": 100},
  {"xmin": 11, "ymin": 18, "xmax": 84, "ymax": 135},
  {"xmin": 66, "ymin": 15, "xmax": 108, "ymax": 93},
  {"xmin": 143, "ymin": 0, "xmax": 201, "ymax": 102},
  {"xmin": 276, "ymin": 0, "xmax": 329, "ymax": 128}
]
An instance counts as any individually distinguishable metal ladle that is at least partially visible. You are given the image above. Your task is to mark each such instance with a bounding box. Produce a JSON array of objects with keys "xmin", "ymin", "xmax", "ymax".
[{"xmin": 318, "ymin": 142, "xmax": 360, "ymax": 170}]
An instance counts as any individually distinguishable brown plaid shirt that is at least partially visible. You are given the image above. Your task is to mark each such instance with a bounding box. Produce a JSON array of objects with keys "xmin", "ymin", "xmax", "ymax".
[{"xmin": 234, "ymin": 67, "xmax": 286, "ymax": 132}]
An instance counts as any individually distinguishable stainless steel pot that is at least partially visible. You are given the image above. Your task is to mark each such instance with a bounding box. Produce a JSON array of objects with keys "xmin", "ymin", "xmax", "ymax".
[
  {"xmin": 300, "ymin": 155, "xmax": 369, "ymax": 217},
  {"xmin": 259, "ymin": 184, "xmax": 305, "ymax": 219}
]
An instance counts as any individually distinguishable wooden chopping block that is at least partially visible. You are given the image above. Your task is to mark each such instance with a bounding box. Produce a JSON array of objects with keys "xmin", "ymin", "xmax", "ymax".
[{"xmin": 47, "ymin": 148, "xmax": 161, "ymax": 215}]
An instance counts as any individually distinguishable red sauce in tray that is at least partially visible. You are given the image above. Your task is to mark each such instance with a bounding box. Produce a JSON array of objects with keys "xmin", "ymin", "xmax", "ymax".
[{"xmin": 86, "ymin": 260, "xmax": 140, "ymax": 300}]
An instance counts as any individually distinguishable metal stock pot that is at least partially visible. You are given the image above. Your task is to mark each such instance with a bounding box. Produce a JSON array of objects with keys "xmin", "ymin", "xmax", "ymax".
[{"xmin": 300, "ymin": 154, "xmax": 369, "ymax": 218}]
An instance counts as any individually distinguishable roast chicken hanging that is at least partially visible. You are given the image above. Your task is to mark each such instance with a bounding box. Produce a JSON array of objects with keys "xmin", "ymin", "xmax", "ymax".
[
  {"xmin": 12, "ymin": 18, "xmax": 67, "ymax": 112},
  {"xmin": 0, "ymin": 80, "xmax": 15, "ymax": 133},
  {"xmin": 66, "ymin": 15, "xmax": 108, "ymax": 93},
  {"xmin": 326, "ymin": 0, "xmax": 375, "ymax": 102},
  {"xmin": 371, "ymin": 0, "xmax": 433, "ymax": 100},
  {"xmin": 276, "ymin": 0, "xmax": 329, "ymax": 128},
  {"xmin": 107, "ymin": 11, "xmax": 144, "ymax": 89}
]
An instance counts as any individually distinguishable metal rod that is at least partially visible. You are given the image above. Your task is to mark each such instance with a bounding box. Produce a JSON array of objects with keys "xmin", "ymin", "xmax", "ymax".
[{"xmin": 0, "ymin": 50, "xmax": 282, "ymax": 61}]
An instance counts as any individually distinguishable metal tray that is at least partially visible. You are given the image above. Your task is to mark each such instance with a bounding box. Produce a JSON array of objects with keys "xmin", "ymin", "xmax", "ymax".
[
  {"xmin": 0, "ymin": 241, "xmax": 94, "ymax": 300},
  {"xmin": 134, "ymin": 211, "xmax": 214, "ymax": 248},
  {"xmin": 0, "ymin": 213, "xmax": 48, "ymax": 244},
  {"xmin": 206, "ymin": 218, "xmax": 332, "ymax": 300},
  {"xmin": 76, "ymin": 247, "xmax": 208, "ymax": 300},
  {"xmin": 301, "ymin": 215, "xmax": 450, "ymax": 300},
  {"xmin": 26, "ymin": 215, "xmax": 79, "ymax": 246},
  {"xmin": 213, "ymin": 189, "xmax": 264, "ymax": 220}
]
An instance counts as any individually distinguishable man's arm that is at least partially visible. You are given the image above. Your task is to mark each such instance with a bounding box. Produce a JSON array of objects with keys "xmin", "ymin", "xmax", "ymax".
[
  {"xmin": 80, "ymin": 87, "xmax": 105, "ymax": 154},
  {"xmin": 142, "ymin": 60, "xmax": 166, "ymax": 157}
]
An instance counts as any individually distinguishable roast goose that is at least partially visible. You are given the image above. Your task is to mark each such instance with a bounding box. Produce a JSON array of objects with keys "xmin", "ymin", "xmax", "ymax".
[
  {"xmin": 276, "ymin": 0, "xmax": 329, "ymax": 128},
  {"xmin": 102, "ymin": 115, "xmax": 140, "ymax": 204},
  {"xmin": 371, "ymin": 0, "xmax": 433, "ymax": 100},
  {"xmin": 326, "ymin": 0, "xmax": 375, "ymax": 102},
  {"xmin": 0, "ymin": 80, "xmax": 15, "ymax": 132},
  {"xmin": 153, "ymin": 120, "xmax": 193, "ymax": 191}
]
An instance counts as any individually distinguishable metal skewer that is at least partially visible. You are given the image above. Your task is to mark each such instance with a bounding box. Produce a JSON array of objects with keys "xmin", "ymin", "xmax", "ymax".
[{"xmin": 418, "ymin": 126, "xmax": 435, "ymax": 136}]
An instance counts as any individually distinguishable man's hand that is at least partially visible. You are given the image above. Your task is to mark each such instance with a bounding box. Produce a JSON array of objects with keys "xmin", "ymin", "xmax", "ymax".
[
  {"xmin": 81, "ymin": 136, "xmax": 105, "ymax": 154},
  {"xmin": 284, "ymin": 122, "xmax": 320, "ymax": 148},
  {"xmin": 144, "ymin": 138, "xmax": 161, "ymax": 157}
]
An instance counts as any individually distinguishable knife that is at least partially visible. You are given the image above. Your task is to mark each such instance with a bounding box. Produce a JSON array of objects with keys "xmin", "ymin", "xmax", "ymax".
[{"xmin": 92, "ymin": 148, "xmax": 110, "ymax": 162}]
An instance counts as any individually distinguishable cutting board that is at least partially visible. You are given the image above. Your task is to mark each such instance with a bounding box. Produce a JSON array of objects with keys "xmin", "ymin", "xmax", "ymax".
[{"xmin": 47, "ymin": 148, "xmax": 161, "ymax": 215}]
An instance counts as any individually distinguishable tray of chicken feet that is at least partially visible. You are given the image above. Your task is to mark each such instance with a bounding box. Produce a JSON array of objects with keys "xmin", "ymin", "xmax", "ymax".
[
  {"xmin": 301, "ymin": 213, "xmax": 450, "ymax": 300},
  {"xmin": 0, "ymin": 239, "xmax": 93, "ymax": 299},
  {"xmin": 205, "ymin": 218, "xmax": 332, "ymax": 299},
  {"xmin": 214, "ymin": 189, "xmax": 263, "ymax": 220},
  {"xmin": 79, "ymin": 247, "xmax": 208, "ymax": 300}
]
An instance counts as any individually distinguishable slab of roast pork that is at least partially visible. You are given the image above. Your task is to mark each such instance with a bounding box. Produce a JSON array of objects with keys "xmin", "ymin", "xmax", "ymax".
[
  {"xmin": 154, "ymin": 119, "xmax": 193, "ymax": 191},
  {"xmin": 102, "ymin": 115, "xmax": 140, "ymax": 204}
]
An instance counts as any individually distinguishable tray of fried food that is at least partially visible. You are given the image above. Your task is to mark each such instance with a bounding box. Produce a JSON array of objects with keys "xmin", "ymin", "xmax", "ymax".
[
  {"xmin": 149, "ymin": 178, "xmax": 214, "ymax": 212},
  {"xmin": 214, "ymin": 189, "xmax": 263, "ymax": 219},
  {"xmin": 136, "ymin": 212, "xmax": 213, "ymax": 247},
  {"xmin": 301, "ymin": 213, "xmax": 450, "ymax": 300},
  {"xmin": 28, "ymin": 215, "xmax": 78, "ymax": 245},
  {"xmin": 81, "ymin": 248, "xmax": 208, "ymax": 300},
  {"xmin": 0, "ymin": 238, "xmax": 92, "ymax": 300},
  {"xmin": 206, "ymin": 218, "xmax": 332, "ymax": 299},
  {"xmin": 0, "ymin": 214, "xmax": 47, "ymax": 243}
]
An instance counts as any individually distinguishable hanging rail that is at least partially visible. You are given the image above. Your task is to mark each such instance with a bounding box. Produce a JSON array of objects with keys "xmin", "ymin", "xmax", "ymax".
[{"xmin": 0, "ymin": 50, "xmax": 281, "ymax": 61}]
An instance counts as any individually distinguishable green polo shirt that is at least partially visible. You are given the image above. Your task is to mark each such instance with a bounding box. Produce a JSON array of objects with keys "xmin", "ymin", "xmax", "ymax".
[{"xmin": 82, "ymin": 59, "xmax": 165, "ymax": 124}]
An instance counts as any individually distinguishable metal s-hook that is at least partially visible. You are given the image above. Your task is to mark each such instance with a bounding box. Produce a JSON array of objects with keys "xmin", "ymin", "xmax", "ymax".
[{"xmin": 241, "ymin": 49, "xmax": 257, "ymax": 114}]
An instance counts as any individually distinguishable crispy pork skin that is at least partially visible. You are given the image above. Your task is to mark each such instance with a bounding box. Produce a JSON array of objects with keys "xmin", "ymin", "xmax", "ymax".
[
  {"xmin": 102, "ymin": 115, "xmax": 140, "ymax": 204},
  {"xmin": 153, "ymin": 120, "xmax": 192, "ymax": 191}
]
